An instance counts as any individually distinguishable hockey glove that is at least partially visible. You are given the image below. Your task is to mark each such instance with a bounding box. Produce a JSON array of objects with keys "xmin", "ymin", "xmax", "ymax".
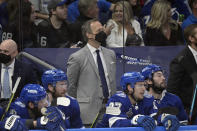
[
  {"xmin": 45, "ymin": 106, "xmax": 67, "ymax": 131},
  {"xmin": 36, "ymin": 116, "xmax": 48, "ymax": 129},
  {"xmin": 160, "ymin": 114, "xmax": 180, "ymax": 131},
  {"xmin": 131, "ymin": 115, "xmax": 156, "ymax": 131},
  {"xmin": 4, "ymin": 115, "xmax": 28, "ymax": 131}
]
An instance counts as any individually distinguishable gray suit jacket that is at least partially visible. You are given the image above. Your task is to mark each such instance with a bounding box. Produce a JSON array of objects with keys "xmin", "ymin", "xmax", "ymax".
[{"xmin": 67, "ymin": 45, "xmax": 116, "ymax": 124}]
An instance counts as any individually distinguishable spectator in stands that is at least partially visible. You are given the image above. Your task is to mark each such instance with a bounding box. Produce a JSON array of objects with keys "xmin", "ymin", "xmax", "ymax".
[
  {"xmin": 67, "ymin": 0, "xmax": 114, "ymax": 24},
  {"xmin": 70, "ymin": 0, "xmax": 113, "ymax": 47},
  {"xmin": 41, "ymin": 69, "xmax": 84, "ymax": 128},
  {"xmin": 140, "ymin": 0, "xmax": 191, "ymax": 25},
  {"xmin": 2, "ymin": 0, "xmax": 37, "ymax": 50},
  {"xmin": 182, "ymin": 0, "xmax": 197, "ymax": 30},
  {"xmin": 127, "ymin": 0, "xmax": 142, "ymax": 19},
  {"xmin": 0, "ymin": 0, "xmax": 8, "ymax": 31},
  {"xmin": 29, "ymin": 0, "xmax": 73, "ymax": 24},
  {"xmin": 6, "ymin": 84, "xmax": 68, "ymax": 130},
  {"xmin": 37, "ymin": 0, "xmax": 73, "ymax": 48},
  {"xmin": 0, "ymin": 39, "xmax": 38, "ymax": 103},
  {"xmin": 141, "ymin": 64, "xmax": 188, "ymax": 125},
  {"xmin": 70, "ymin": 0, "xmax": 99, "ymax": 47},
  {"xmin": 0, "ymin": 0, "xmax": 8, "ymax": 43},
  {"xmin": 67, "ymin": 19, "xmax": 116, "ymax": 127},
  {"xmin": 144, "ymin": 0, "xmax": 184, "ymax": 46},
  {"xmin": 106, "ymin": 1, "xmax": 143, "ymax": 47},
  {"xmin": 167, "ymin": 24, "xmax": 197, "ymax": 125},
  {"xmin": 29, "ymin": 0, "xmax": 50, "ymax": 25},
  {"xmin": 70, "ymin": 0, "xmax": 114, "ymax": 47}
]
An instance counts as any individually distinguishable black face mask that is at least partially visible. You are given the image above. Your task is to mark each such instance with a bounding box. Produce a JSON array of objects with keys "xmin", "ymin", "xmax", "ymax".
[
  {"xmin": 0, "ymin": 53, "xmax": 11, "ymax": 64},
  {"xmin": 95, "ymin": 31, "xmax": 107, "ymax": 44}
]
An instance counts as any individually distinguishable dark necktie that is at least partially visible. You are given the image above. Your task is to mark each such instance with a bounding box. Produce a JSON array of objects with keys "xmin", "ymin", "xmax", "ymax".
[{"xmin": 96, "ymin": 50, "xmax": 109, "ymax": 98}]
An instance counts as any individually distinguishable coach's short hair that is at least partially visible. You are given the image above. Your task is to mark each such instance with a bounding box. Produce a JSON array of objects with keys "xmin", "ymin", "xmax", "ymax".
[{"xmin": 81, "ymin": 19, "xmax": 98, "ymax": 42}]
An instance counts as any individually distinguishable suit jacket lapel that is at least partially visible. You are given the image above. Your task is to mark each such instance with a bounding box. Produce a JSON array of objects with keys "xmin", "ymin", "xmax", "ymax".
[
  {"xmin": 85, "ymin": 46, "xmax": 100, "ymax": 79},
  {"xmin": 12, "ymin": 60, "xmax": 19, "ymax": 89},
  {"xmin": 0, "ymin": 65, "xmax": 1, "ymax": 87},
  {"xmin": 182, "ymin": 47, "xmax": 197, "ymax": 73},
  {"xmin": 183, "ymin": 47, "xmax": 197, "ymax": 86}
]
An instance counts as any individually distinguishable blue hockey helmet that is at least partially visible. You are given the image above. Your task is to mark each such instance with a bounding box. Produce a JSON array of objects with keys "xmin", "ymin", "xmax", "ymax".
[
  {"xmin": 120, "ymin": 72, "xmax": 145, "ymax": 91},
  {"xmin": 20, "ymin": 84, "xmax": 47, "ymax": 105},
  {"xmin": 41, "ymin": 69, "xmax": 67, "ymax": 90},
  {"xmin": 141, "ymin": 64, "xmax": 162, "ymax": 80}
]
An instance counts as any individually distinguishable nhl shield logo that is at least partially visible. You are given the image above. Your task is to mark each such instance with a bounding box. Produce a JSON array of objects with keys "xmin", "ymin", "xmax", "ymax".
[{"xmin": 126, "ymin": 108, "xmax": 133, "ymax": 119}]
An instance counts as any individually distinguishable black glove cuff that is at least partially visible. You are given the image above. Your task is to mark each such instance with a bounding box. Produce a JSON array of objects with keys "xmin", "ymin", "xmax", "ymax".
[{"xmin": 25, "ymin": 119, "xmax": 34, "ymax": 129}]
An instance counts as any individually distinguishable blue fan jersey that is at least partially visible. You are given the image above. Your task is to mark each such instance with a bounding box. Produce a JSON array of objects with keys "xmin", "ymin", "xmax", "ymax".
[
  {"xmin": 141, "ymin": 0, "xmax": 191, "ymax": 25},
  {"xmin": 56, "ymin": 95, "xmax": 84, "ymax": 128},
  {"xmin": 146, "ymin": 90, "xmax": 188, "ymax": 124},
  {"xmin": 97, "ymin": 91, "xmax": 156, "ymax": 128}
]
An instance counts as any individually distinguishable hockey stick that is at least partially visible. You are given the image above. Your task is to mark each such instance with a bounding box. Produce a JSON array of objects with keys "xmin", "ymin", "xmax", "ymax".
[
  {"xmin": 189, "ymin": 84, "xmax": 197, "ymax": 122},
  {"xmin": 1, "ymin": 77, "xmax": 21, "ymax": 121},
  {"xmin": 90, "ymin": 113, "xmax": 99, "ymax": 128},
  {"xmin": 90, "ymin": 105, "xmax": 106, "ymax": 128}
]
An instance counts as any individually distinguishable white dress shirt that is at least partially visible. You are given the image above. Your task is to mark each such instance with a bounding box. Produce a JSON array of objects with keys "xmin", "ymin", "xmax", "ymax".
[
  {"xmin": 1, "ymin": 59, "xmax": 15, "ymax": 98},
  {"xmin": 87, "ymin": 43, "xmax": 111, "ymax": 95}
]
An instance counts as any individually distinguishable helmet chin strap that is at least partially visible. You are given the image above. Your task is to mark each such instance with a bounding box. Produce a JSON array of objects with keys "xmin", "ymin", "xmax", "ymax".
[
  {"xmin": 51, "ymin": 83, "xmax": 57, "ymax": 98},
  {"xmin": 52, "ymin": 88, "xmax": 57, "ymax": 98}
]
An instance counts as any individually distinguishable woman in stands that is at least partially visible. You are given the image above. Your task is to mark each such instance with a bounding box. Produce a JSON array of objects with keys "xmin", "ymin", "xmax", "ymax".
[
  {"xmin": 127, "ymin": 0, "xmax": 142, "ymax": 19},
  {"xmin": 144, "ymin": 0, "xmax": 184, "ymax": 46},
  {"xmin": 106, "ymin": 1, "xmax": 144, "ymax": 47},
  {"xmin": 2, "ymin": 0, "xmax": 37, "ymax": 50}
]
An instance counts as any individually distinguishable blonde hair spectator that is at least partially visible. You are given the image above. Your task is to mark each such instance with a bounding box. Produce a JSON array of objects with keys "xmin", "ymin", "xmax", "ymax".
[
  {"xmin": 147, "ymin": 0, "xmax": 178, "ymax": 30},
  {"xmin": 144, "ymin": 0, "xmax": 184, "ymax": 46},
  {"xmin": 106, "ymin": 1, "xmax": 143, "ymax": 47}
]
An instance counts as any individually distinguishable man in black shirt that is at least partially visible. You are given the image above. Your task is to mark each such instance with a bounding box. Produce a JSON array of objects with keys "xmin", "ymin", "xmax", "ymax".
[{"xmin": 37, "ymin": 0, "xmax": 73, "ymax": 48}]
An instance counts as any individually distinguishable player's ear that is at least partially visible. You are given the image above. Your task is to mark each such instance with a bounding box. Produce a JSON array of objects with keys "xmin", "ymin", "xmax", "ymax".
[
  {"xmin": 127, "ymin": 84, "xmax": 133, "ymax": 94},
  {"xmin": 48, "ymin": 84, "xmax": 55, "ymax": 93}
]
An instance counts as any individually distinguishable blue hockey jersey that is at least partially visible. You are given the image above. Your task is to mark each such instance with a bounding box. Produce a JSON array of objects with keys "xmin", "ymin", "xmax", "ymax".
[
  {"xmin": 146, "ymin": 90, "xmax": 188, "ymax": 124},
  {"xmin": 55, "ymin": 95, "xmax": 84, "ymax": 128},
  {"xmin": 7, "ymin": 98, "xmax": 31, "ymax": 119},
  {"xmin": 0, "ymin": 107, "xmax": 4, "ymax": 130},
  {"xmin": 6, "ymin": 96, "xmax": 83, "ymax": 129},
  {"xmin": 97, "ymin": 91, "xmax": 156, "ymax": 128}
]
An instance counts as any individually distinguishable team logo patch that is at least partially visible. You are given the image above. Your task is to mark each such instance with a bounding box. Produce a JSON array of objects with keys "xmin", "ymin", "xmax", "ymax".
[
  {"xmin": 106, "ymin": 107, "xmax": 121, "ymax": 115},
  {"xmin": 126, "ymin": 108, "xmax": 133, "ymax": 119},
  {"xmin": 57, "ymin": 97, "xmax": 70, "ymax": 106}
]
